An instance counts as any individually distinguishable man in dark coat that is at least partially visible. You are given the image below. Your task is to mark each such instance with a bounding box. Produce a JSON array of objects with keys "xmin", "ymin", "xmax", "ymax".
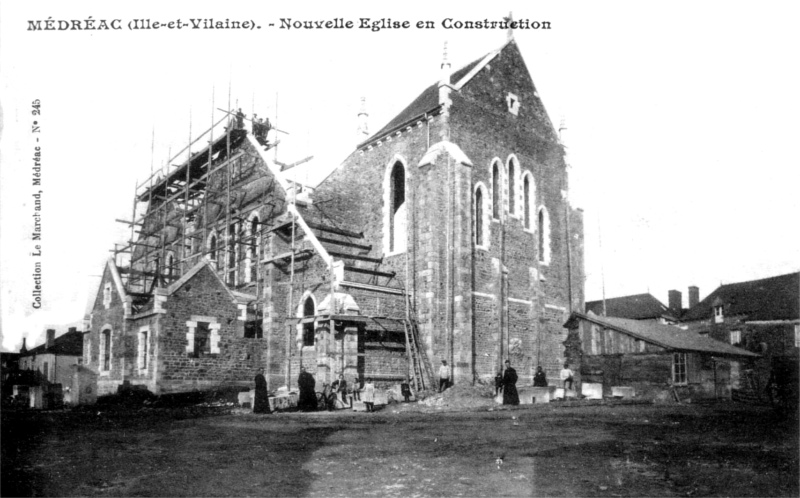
[
  {"xmin": 533, "ymin": 366, "xmax": 548, "ymax": 387},
  {"xmin": 502, "ymin": 360, "xmax": 519, "ymax": 405},
  {"xmin": 297, "ymin": 366, "xmax": 317, "ymax": 412},
  {"xmin": 253, "ymin": 368, "xmax": 271, "ymax": 414},
  {"xmin": 236, "ymin": 108, "xmax": 245, "ymax": 129}
]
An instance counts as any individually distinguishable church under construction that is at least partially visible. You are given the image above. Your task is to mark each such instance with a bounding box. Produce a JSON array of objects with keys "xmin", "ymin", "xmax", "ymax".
[{"xmin": 83, "ymin": 36, "xmax": 585, "ymax": 396}]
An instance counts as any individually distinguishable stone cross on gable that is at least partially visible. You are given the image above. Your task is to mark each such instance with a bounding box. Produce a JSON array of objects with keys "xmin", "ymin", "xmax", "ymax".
[{"xmin": 504, "ymin": 12, "xmax": 514, "ymax": 41}]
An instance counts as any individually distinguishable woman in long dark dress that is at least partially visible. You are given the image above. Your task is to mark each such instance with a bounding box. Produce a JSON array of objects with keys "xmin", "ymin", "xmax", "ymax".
[
  {"xmin": 298, "ymin": 367, "xmax": 317, "ymax": 412},
  {"xmin": 253, "ymin": 368, "xmax": 271, "ymax": 414},
  {"xmin": 502, "ymin": 360, "xmax": 520, "ymax": 405}
]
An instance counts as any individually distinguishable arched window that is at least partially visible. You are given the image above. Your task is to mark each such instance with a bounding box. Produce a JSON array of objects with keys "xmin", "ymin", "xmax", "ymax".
[
  {"xmin": 100, "ymin": 328, "xmax": 112, "ymax": 372},
  {"xmin": 166, "ymin": 252, "xmax": 175, "ymax": 280},
  {"xmin": 538, "ymin": 206, "xmax": 551, "ymax": 264},
  {"xmin": 208, "ymin": 232, "xmax": 218, "ymax": 264},
  {"xmin": 524, "ymin": 177, "xmax": 531, "ymax": 229},
  {"xmin": 507, "ymin": 158, "xmax": 516, "ymax": 215},
  {"xmin": 384, "ymin": 158, "xmax": 408, "ymax": 254},
  {"xmin": 302, "ymin": 296, "xmax": 315, "ymax": 346},
  {"xmin": 390, "ymin": 162, "xmax": 405, "ymax": 252},
  {"xmin": 522, "ymin": 172, "xmax": 535, "ymax": 231},
  {"xmin": 473, "ymin": 183, "xmax": 489, "ymax": 248},
  {"xmin": 228, "ymin": 222, "xmax": 238, "ymax": 285},
  {"xmin": 492, "ymin": 161, "xmax": 501, "ymax": 219},
  {"xmin": 248, "ymin": 215, "xmax": 260, "ymax": 283},
  {"xmin": 475, "ymin": 188, "xmax": 484, "ymax": 246}
]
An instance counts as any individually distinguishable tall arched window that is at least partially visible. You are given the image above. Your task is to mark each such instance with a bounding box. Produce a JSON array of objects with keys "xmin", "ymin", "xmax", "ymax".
[
  {"xmin": 227, "ymin": 222, "xmax": 238, "ymax": 285},
  {"xmin": 538, "ymin": 210, "xmax": 544, "ymax": 257},
  {"xmin": 166, "ymin": 252, "xmax": 175, "ymax": 280},
  {"xmin": 475, "ymin": 187, "xmax": 484, "ymax": 246},
  {"xmin": 492, "ymin": 161, "xmax": 500, "ymax": 219},
  {"xmin": 508, "ymin": 158, "xmax": 516, "ymax": 215},
  {"xmin": 302, "ymin": 296, "xmax": 315, "ymax": 346},
  {"xmin": 249, "ymin": 215, "xmax": 260, "ymax": 283},
  {"xmin": 385, "ymin": 160, "xmax": 407, "ymax": 254},
  {"xmin": 523, "ymin": 176, "xmax": 531, "ymax": 229},
  {"xmin": 538, "ymin": 206, "xmax": 551, "ymax": 264},
  {"xmin": 208, "ymin": 232, "xmax": 218, "ymax": 268}
]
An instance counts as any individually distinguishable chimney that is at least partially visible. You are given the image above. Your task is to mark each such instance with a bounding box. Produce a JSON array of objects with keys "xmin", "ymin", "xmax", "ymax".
[
  {"xmin": 668, "ymin": 290, "xmax": 682, "ymax": 314},
  {"xmin": 68, "ymin": 327, "xmax": 77, "ymax": 334},
  {"xmin": 356, "ymin": 97, "xmax": 369, "ymax": 144},
  {"xmin": 688, "ymin": 286, "xmax": 700, "ymax": 309},
  {"xmin": 46, "ymin": 329, "xmax": 55, "ymax": 350},
  {"xmin": 21, "ymin": 337, "xmax": 27, "ymax": 354}
]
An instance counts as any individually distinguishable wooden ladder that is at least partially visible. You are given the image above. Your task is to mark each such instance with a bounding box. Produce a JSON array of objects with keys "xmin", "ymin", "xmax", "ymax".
[{"xmin": 403, "ymin": 319, "xmax": 435, "ymax": 392}]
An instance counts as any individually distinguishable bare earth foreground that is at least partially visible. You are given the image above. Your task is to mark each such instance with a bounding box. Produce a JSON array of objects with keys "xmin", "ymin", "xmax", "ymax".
[{"xmin": 2, "ymin": 401, "xmax": 797, "ymax": 497}]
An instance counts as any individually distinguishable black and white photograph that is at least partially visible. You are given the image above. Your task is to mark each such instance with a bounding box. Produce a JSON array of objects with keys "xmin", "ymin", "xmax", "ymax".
[{"xmin": 1, "ymin": 1, "xmax": 798, "ymax": 496}]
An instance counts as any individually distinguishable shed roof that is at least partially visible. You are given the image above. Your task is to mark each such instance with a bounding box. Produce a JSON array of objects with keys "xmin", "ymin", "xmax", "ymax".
[
  {"xmin": 565, "ymin": 312, "xmax": 759, "ymax": 358},
  {"xmin": 585, "ymin": 293, "xmax": 674, "ymax": 320}
]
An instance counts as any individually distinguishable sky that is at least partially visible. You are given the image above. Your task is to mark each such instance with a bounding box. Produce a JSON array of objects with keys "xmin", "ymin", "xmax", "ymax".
[{"xmin": 1, "ymin": 1, "xmax": 798, "ymax": 351}]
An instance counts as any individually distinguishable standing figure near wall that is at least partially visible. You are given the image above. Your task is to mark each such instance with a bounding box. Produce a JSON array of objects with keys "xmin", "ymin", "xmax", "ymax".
[
  {"xmin": 363, "ymin": 378, "xmax": 375, "ymax": 412},
  {"xmin": 298, "ymin": 367, "xmax": 317, "ymax": 412},
  {"xmin": 560, "ymin": 363, "xmax": 574, "ymax": 391},
  {"xmin": 502, "ymin": 360, "xmax": 519, "ymax": 405},
  {"xmin": 495, "ymin": 371, "xmax": 504, "ymax": 396},
  {"xmin": 533, "ymin": 366, "xmax": 548, "ymax": 387},
  {"xmin": 253, "ymin": 368, "xmax": 271, "ymax": 414},
  {"xmin": 438, "ymin": 360, "xmax": 450, "ymax": 393}
]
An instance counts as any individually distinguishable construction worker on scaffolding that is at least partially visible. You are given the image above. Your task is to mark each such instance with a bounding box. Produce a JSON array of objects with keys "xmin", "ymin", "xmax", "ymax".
[{"xmin": 236, "ymin": 108, "xmax": 245, "ymax": 129}]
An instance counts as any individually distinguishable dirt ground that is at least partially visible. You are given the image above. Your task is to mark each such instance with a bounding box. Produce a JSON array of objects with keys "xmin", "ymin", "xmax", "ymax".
[{"xmin": 2, "ymin": 398, "xmax": 797, "ymax": 497}]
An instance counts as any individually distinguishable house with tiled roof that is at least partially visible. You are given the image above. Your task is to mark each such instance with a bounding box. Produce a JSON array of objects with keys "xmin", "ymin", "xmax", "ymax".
[
  {"xmin": 679, "ymin": 272, "xmax": 799, "ymax": 399},
  {"xmin": 564, "ymin": 312, "xmax": 758, "ymax": 401},
  {"xmin": 13, "ymin": 328, "xmax": 84, "ymax": 408},
  {"xmin": 680, "ymin": 272, "xmax": 799, "ymax": 353}
]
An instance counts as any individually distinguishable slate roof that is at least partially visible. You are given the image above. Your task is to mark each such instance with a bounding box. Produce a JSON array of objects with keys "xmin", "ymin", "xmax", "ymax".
[
  {"xmin": 681, "ymin": 272, "xmax": 799, "ymax": 322},
  {"xmin": 21, "ymin": 330, "xmax": 83, "ymax": 357},
  {"xmin": 361, "ymin": 54, "xmax": 486, "ymax": 146},
  {"xmin": 585, "ymin": 293, "xmax": 674, "ymax": 320},
  {"xmin": 566, "ymin": 312, "xmax": 759, "ymax": 358}
]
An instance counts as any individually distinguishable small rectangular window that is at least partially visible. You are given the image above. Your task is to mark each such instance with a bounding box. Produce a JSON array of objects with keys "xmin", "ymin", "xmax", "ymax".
[
  {"xmin": 729, "ymin": 330, "xmax": 741, "ymax": 345},
  {"xmin": 673, "ymin": 353, "xmax": 687, "ymax": 385},
  {"xmin": 245, "ymin": 320, "xmax": 263, "ymax": 339},
  {"xmin": 303, "ymin": 322, "xmax": 315, "ymax": 347},
  {"xmin": 194, "ymin": 322, "xmax": 210, "ymax": 357},
  {"xmin": 714, "ymin": 305, "xmax": 724, "ymax": 323},
  {"xmin": 795, "ymin": 325, "xmax": 800, "ymax": 348}
]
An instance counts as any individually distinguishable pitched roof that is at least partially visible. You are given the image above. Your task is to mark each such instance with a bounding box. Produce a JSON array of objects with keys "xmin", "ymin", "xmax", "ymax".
[
  {"xmin": 21, "ymin": 330, "xmax": 84, "ymax": 357},
  {"xmin": 585, "ymin": 293, "xmax": 674, "ymax": 320},
  {"xmin": 167, "ymin": 259, "xmax": 255, "ymax": 305},
  {"xmin": 361, "ymin": 46, "xmax": 500, "ymax": 146},
  {"xmin": 681, "ymin": 272, "xmax": 799, "ymax": 322},
  {"xmin": 566, "ymin": 312, "xmax": 759, "ymax": 358}
]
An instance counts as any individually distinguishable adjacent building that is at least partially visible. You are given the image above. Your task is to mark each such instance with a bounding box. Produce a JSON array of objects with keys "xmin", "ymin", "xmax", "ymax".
[
  {"xmin": 12, "ymin": 328, "xmax": 83, "ymax": 408},
  {"xmin": 564, "ymin": 312, "xmax": 759, "ymax": 401}
]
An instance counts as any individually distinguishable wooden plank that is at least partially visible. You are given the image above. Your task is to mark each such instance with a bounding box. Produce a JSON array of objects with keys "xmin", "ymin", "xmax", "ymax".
[
  {"xmin": 344, "ymin": 265, "xmax": 395, "ymax": 279},
  {"xmin": 316, "ymin": 236, "xmax": 372, "ymax": 252},
  {"xmin": 328, "ymin": 251, "xmax": 383, "ymax": 264}
]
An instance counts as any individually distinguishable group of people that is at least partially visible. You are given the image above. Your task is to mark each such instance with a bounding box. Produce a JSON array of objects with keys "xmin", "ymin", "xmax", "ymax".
[
  {"xmin": 254, "ymin": 361, "xmax": 577, "ymax": 413},
  {"xmin": 297, "ymin": 368, "xmax": 376, "ymax": 412},
  {"xmin": 493, "ymin": 362, "xmax": 576, "ymax": 405},
  {"xmin": 232, "ymin": 108, "xmax": 271, "ymax": 145}
]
